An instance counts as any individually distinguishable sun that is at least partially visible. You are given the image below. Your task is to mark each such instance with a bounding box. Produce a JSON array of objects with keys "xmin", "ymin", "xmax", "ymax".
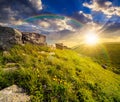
[{"xmin": 84, "ymin": 32, "xmax": 99, "ymax": 45}]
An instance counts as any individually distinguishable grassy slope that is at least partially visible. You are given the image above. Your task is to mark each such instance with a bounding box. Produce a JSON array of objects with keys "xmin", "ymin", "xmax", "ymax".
[
  {"xmin": 0, "ymin": 44, "xmax": 120, "ymax": 102},
  {"xmin": 73, "ymin": 42, "xmax": 120, "ymax": 74}
]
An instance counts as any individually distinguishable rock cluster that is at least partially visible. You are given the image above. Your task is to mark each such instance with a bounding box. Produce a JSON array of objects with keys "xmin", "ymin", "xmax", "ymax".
[
  {"xmin": 22, "ymin": 32, "xmax": 46, "ymax": 46},
  {"xmin": 0, "ymin": 26, "xmax": 46, "ymax": 50}
]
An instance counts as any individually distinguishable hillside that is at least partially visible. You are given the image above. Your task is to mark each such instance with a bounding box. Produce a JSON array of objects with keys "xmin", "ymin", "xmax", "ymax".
[
  {"xmin": 73, "ymin": 42, "xmax": 120, "ymax": 74},
  {"xmin": 0, "ymin": 44, "xmax": 120, "ymax": 102}
]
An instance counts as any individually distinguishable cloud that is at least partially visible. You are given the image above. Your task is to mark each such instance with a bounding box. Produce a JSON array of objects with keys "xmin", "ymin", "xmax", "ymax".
[
  {"xmin": 83, "ymin": 0, "xmax": 120, "ymax": 17},
  {"xmin": 0, "ymin": 0, "xmax": 43, "ymax": 24},
  {"xmin": 79, "ymin": 11, "xmax": 93, "ymax": 20},
  {"xmin": 29, "ymin": 0, "xmax": 42, "ymax": 10},
  {"xmin": 49, "ymin": 19, "xmax": 75, "ymax": 31},
  {"xmin": 72, "ymin": 12, "xmax": 92, "ymax": 24},
  {"xmin": 5, "ymin": 16, "xmax": 79, "ymax": 36},
  {"xmin": 38, "ymin": 21, "xmax": 51, "ymax": 28},
  {"xmin": 20, "ymin": 15, "xmax": 81, "ymax": 34}
]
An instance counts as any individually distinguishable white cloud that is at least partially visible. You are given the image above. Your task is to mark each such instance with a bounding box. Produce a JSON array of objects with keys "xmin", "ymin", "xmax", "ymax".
[
  {"xmin": 38, "ymin": 21, "xmax": 51, "ymax": 28},
  {"xmin": 83, "ymin": 0, "xmax": 120, "ymax": 17},
  {"xmin": 33, "ymin": 18, "xmax": 75, "ymax": 32},
  {"xmin": 29, "ymin": 0, "xmax": 42, "ymax": 10},
  {"xmin": 79, "ymin": 11, "xmax": 93, "ymax": 20},
  {"xmin": 105, "ymin": 1, "xmax": 112, "ymax": 7},
  {"xmin": 52, "ymin": 19, "xmax": 75, "ymax": 31}
]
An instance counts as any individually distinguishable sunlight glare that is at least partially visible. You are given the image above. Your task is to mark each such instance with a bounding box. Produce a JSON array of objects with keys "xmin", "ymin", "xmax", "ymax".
[{"xmin": 84, "ymin": 32, "xmax": 99, "ymax": 45}]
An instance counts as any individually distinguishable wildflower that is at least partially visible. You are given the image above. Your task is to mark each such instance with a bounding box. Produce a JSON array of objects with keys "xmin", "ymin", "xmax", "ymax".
[{"xmin": 53, "ymin": 78, "xmax": 56, "ymax": 81}]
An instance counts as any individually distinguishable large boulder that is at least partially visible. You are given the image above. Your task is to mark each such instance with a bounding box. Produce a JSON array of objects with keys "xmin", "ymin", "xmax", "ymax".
[
  {"xmin": 0, "ymin": 26, "xmax": 22, "ymax": 50},
  {"xmin": 22, "ymin": 32, "xmax": 47, "ymax": 46},
  {"xmin": 0, "ymin": 85, "xmax": 30, "ymax": 102}
]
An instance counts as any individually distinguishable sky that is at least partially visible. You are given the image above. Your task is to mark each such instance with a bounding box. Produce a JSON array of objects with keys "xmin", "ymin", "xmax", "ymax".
[{"xmin": 0, "ymin": 0, "xmax": 120, "ymax": 46}]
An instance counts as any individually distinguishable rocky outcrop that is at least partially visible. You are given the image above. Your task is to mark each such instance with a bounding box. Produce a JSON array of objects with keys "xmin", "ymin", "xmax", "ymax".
[
  {"xmin": 0, "ymin": 26, "xmax": 46, "ymax": 50},
  {"xmin": 22, "ymin": 32, "xmax": 46, "ymax": 46},
  {"xmin": 0, "ymin": 26, "xmax": 22, "ymax": 50},
  {"xmin": 0, "ymin": 85, "xmax": 30, "ymax": 102}
]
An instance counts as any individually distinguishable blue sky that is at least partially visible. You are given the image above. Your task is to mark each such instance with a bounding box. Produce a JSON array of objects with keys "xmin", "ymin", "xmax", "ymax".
[
  {"xmin": 0, "ymin": 0, "xmax": 119, "ymax": 23},
  {"xmin": 42, "ymin": 0, "xmax": 91, "ymax": 15},
  {"xmin": 0, "ymin": 0, "xmax": 120, "ymax": 45}
]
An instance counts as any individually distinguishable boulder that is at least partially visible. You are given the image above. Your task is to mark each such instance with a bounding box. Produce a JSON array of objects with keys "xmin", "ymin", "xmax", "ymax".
[
  {"xmin": 0, "ymin": 85, "xmax": 30, "ymax": 102},
  {"xmin": 55, "ymin": 43, "xmax": 69, "ymax": 50},
  {"xmin": 0, "ymin": 26, "xmax": 22, "ymax": 50},
  {"xmin": 102, "ymin": 64, "xmax": 107, "ymax": 69},
  {"xmin": 22, "ymin": 32, "xmax": 46, "ymax": 46},
  {"xmin": 55, "ymin": 43, "xmax": 64, "ymax": 50}
]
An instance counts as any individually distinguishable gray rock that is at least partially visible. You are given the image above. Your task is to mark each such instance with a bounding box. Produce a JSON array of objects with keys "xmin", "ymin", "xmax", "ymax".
[
  {"xmin": 55, "ymin": 43, "xmax": 69, "ymax": 50},
  {"xmin": 0, "ymin": 85, "xmax": 30, "ymax": 102},
  {"xmin": 0, "ymin": 26, "xmax": 47, "ymax": 50},
  {"xmin": 102, "ymin": 64, "xmax": 107, "ymax": 69},
  {"xmin": 22, "ymin": 32, "xmax": 46, "ymax": 46},
  {"xmin": 3, "ymin": 51, "xmax": 10, "ymax": 56},
  {"xmin": 0, "ymin": 26, "xmax": 22, "ymax": 50}
]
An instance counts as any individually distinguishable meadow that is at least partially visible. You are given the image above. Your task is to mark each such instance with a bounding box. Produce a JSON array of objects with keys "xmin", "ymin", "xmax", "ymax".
[
  {"xmin": 0, "ymin": 44, "xmax": 120, "ymax": 102},
  {"xmin": 73, "ymin": 42, "xmax": 120, "ymax": 74}
]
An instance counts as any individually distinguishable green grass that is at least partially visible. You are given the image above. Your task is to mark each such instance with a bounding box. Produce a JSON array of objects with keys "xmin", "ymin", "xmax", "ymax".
[
  {"xmin": 73, "ymin": 42, "xmax": 120, "ymax": 74},
  {"xmin": 0, "ymin": 44, "xmax": 120, "ymax": 102}
]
